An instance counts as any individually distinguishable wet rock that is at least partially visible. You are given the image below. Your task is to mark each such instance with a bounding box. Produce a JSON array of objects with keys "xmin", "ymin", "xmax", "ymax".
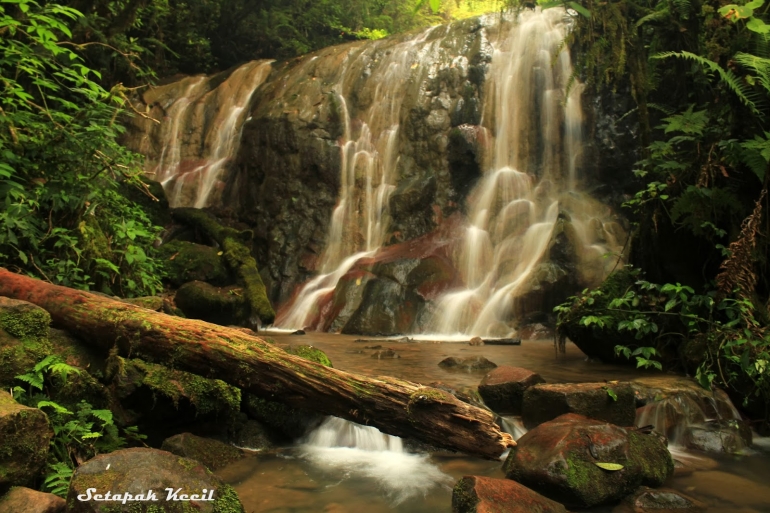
[
  {"xmin": 439, "ymin": 356, "xmax": 497, "ymax": 371},
  {"xmin": 503, "ymin": 413, "xmax": 674, "ymax": 508},
  {"xmin": 632, "ymin": 377, "xmax": 752, "ymax": 453},
  {"xmin": 522, "ymin": 382, "xmax": 636, "ymax": 428},
  {"xmin": 452, "ymin": 475, "xmax": 568, "ymax": 513},
  {"xmin": 67, "ymin": 448, "xmax": 244, "ymax": 512},
  {"xmin": 243, "ymin": 395, "xmax": 323, "ymax": 441},
  {"xmin": 483, "ymin": 338, "xmax": 521, "ymax": 345},
  {"xmin": 371, "ymin": 349, "xmax": 400, "ymax": 359},
  {"xmin": 0, "ymin": 487, "xmax": 65, "ymax": 513},
  {"xmin": 478, "ymin": 366, "xmax": 545, "ymax": 415},
  {"xmin": 469, "ymin": 337, "xmax": 483, "ymax": 346},
  {"xmin": 341, "ymin": 278, "xmax": 424, "ymax": 336},
  {"xmin": 326, "ymin": 269, "xmax": 377, "ymax": 332},
  {"xmin": 291, "ymin": 329, "xmax": 306, "ymax": 335},
  {"xmin": 518, "ymin": 323, "xmax": 553, "ymax": 340},
  {"xmin": 612, "ymin": 486, "xmax": 706, "ymax": 513},
  {"xmin": 157, "ymin": 240, "xmax": 230, "ymax": 287},
  {"xmin": 0, "ymin": 296, "xmax": 50, "ymax": 341},
  {"xmin": 174, "ymin": 281, "xmax": 249, "ymax": 326},
  {"xmin": 287, "ymin": 345, "xmax": 333, "ymax": 367},
  {"xmin": 0, "ymin": 392, "xmax": 52, "ymax": 492},
  {"xmin": 161, "ymin": 433, "xmax": 247, "ymax": 471},
  {"xmin": 389, "ymin": 174, "xmax": 437, "ymax": 241},
  {"xmin": 229, "ymin": 418, "xmax": 275, "ymax": 450}
]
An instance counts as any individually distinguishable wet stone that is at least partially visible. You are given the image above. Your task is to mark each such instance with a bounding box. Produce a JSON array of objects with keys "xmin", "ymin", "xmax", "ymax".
[
  {"xmin": 438, "ymin": 356, "xmax": 497, "ymax": 371},
  {"xmin": 477, "ymin": 366, "xmax": 545, "ymax": 415},
  {"xmin": 522, "ymin": 382, "xmax": 636, "ymax": 428},
  {"xmin": 0, "ymin": 392, "xmax": 52, "ymax": 492},
  {"xmin": 452, "ymin": 475, "xmax": 568, "ymax": 513},
  {"xmin": 0, "ymin": 487, "xmax": 65, "ymax": 513},
  {"xmin": 161, "ymin": 433, "xmax": 248, "ymax": 471},
  {"xmin": 613, "ymin": 486, "xmax": 707, "ymax": 513},
  {"xmin": 371, "ymin": 349, "xmax": 400, "ymax": 359}
]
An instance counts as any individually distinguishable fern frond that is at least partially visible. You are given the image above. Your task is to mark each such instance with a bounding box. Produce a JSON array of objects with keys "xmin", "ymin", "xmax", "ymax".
[
  {"xmin": 15, "ymin": 372, "xmax": 44, "ymax": 391},
  {"xmin": 37, "ymin": 400, "xmax": 73, "ymax": 415},
  {"xmin": 655, "ymin": 51, "xmax": 761, "ymax": 116},
  {"xmin": 91, "ymin": 409, "xmax": 114, "ymax": 424},
  {"xmin": 33, "ymin": 355, "xmax": 61, "ymax": 373},
  {"xmin": 636, "ymin": 7, "xmax": 670, "ymax": 27}
]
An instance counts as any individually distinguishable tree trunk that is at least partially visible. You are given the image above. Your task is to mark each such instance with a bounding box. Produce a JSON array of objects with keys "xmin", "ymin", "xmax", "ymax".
[{"xmin": 0, "ymin": 269, "xmax": 514, "ymax": 459}]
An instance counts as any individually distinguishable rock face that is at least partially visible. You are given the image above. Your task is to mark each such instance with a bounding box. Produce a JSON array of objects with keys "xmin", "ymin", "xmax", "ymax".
[
  {"xmin": 522, "ymin": 382, "xmax": 636, "ymax": 428},
  {"xmin": 504, "ymin": 414, "xmax": 674, "ymax": 508},
  {"xmin": 452, "ymin": 475, "xmax": 568, "ymax": 513},
  {"xmin": 67, "ymin": 448, "xmax": 244, "ymax": 513},
  {"xmin": 0, "ymin": 392, "xmax": 52, "ymax": 492},
  {"xmin": 478, "ymin": 366, "xmax": 545, "ymax": 415},
  {"xmin": 0, "ymin": 487, "xmax": 65, "ymax": 513},
  {"xmin": 161, "ymin": 433, "xmax": 247, "ymax": 471}
]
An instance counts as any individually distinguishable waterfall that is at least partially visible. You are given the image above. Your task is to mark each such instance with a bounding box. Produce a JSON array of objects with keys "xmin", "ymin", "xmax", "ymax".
[
  {"xmin": 275, "ymin": 27, "xmax": 442, "ymax": 329},
  {"xmin": 143, "ymin": 60, "xmax": 274, "ymax": 208},
  {"xmin": 427, "ymin": 10, "xmax": 625, "ymax": 337}
]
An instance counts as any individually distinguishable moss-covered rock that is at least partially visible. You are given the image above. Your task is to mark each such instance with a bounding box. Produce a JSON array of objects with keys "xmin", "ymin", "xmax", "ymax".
[
  {"xmin": 0, "ymin": 297, "xmax": 50, "ymax": 341},
  {"xmin": 0, "ymin": 392, "xmax": 53, "ymax": 493},
  {"xmin": 106, "ymin": 356, "xmax": 240, "ymax": 431},
  {"xmin": 120, "ymin": 296, "xmax": 165, "ymax": 311},
  {"xmin": 157, "ymin": 241, "xmax": 229, "ymax": 287},
  {"xmin": 477, "ymin": 366, "xmax": 545, "ymax": 415},
  {"xmin": 521, "ymin": 382, "xmax": 636, "ymax": 429},
  {"xmin": 503, "ymin": 413, "xmax": 674, "ymax": 508},
  {"xmin": 174, "ymin": 282, "xmax": 249, "ymax": 327},
  {"xmin": 0, "ymin": 486, "xmax": 66, "ymax": 513},
  {"xmin": 286, "ymin": 345, "xmax": 332, "ymax": 367},
  {"xmin": 66, "ymin": 448, "xmax": 244, "ymax": 513},
  {"xmin": 161, "ymin": 433, "xmax": 247, "ymax": 471}
]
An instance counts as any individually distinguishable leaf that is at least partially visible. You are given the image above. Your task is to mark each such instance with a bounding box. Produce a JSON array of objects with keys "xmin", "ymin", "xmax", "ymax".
[
  {"xmin": 429, "ymin": 0, "xmax": 440, "ymax": 13},
  {"xmin": 568, "ymin": 1, "xmax": 591, "ymax": 18},
  {"xmin": 594, "ymin": 462, "xmax": 624, "ymax": 471}
]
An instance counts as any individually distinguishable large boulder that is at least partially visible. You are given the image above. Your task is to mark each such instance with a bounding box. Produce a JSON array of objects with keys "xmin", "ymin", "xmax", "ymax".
[
  {"xmin": 0, "ymin": 392, "xmax": 53, "ymax": 492},
  {"xmin": 522, "ymin": 382, "xmax": 636, "ymax": 428},
  {"xmin": 161, "ymin": 433, "xmax": 247, "ymax": 471},
  {"xmin": 452, "ymin": 475, "xmax": 567, "ymax": 513},
  {"xmin": 0, "ymin": 487, "xmax": 65, "ymax": 513},
  {"xmin": 478, "ymin": 366, "xmax": 545, "ymax": 415},
  {"xmin": 503, "ymin": 414, "xmax": 674, "ymax": 508},
  {"xmin": 174, "ymin": 281, "xmax": 249, "ymax": 326},
  {"xmin": 439, "ymin": 356, "xmax": 497, "ymax": 372},
  {"xmin": 66, "ymin": 448, "xmax": 244, "ymax": 513},
  {"xmin": 157, "ymin": 240, "xmax": 230, "ymax": 287}
]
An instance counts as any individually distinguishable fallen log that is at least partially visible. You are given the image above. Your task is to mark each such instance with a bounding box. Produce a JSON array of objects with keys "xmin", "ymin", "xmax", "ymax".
[{"xmin": 0, "ymin": 269, "xmax": 514, "ymax": 459}]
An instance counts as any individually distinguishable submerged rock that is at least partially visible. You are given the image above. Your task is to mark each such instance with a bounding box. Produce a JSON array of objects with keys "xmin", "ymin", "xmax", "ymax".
[
  {"xmin": 522, "ymin": 382, "xmax": 636, "ymax": 428},
  {"xmin": 161, "ymin": 433, "xmax": 247, "ymax": 471},
  {"xmin": 371, "ymin": 349, "xmax": 400, "ymax": 359},
  {"xmin": 504, "ymin": 413, "xmax": 674, "ymax": 508},
  {"xmin": 0, "ymin": 487, "xmax": 65, "ymax": 513},
  {"xmin": 0, "ymin": 392, "xmax": 53, "ymax": 492},
  {"xmin": 613, "ymin": 486, "xmax": 706, "ymax": 513},
  {"xmin": 439, "ymin": 356, "xmax": 498, "ymax": 371},
  {"xmin": 478, "ymin": 366, "xmax": 545, "ymax": 415},
  {"xmin": 67, "ymin": 448, "xmax": 244, "ymax": 513},
  {"xmin": 452, "ymin": 475, "xmax": 567, "ymax": 513}
]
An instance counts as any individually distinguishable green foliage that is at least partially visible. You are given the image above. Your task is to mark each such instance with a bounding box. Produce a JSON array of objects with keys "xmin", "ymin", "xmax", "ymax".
[
  {"xmin": 0, "ymin": 0, "xmax": 163, "ymax": 296},
  {"xmin": 12, "ymin": 355, "xmax": 146, "ymax": 497}
]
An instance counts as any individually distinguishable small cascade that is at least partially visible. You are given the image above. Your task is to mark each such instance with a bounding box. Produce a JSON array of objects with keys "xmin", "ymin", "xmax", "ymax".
[
  {"xmin": 300, "ymin": 417, "xmax": 452, "ymax": 505},
  {"xmin": 500, "ymin": 415, "xmax": 528, "ymax": 441},
  {"xmin": 275, "ymin": 28, "xmax": 442, "ymax": 329},
  {"xmin": 143, "ymin": 60, "xmax": 273, "ymax": 208},
  {"xmin": 428, "ymin": 10, "xmax": 625, "ymax": 337}
]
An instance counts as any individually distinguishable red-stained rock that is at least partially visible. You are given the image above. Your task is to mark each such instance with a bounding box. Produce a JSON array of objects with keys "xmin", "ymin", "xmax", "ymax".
[
  {"xmin": 0, "ymin": 487, "xmax": 65, "ymax": 513},
  {"xmin": 522, "ymin": 382, "xmax": 636, "ymax": 428},
  {"xmin": 452, "ymin": 476, "xmax": 568, "ymax": 513},
  {"xmin": 478, "ymin": 366, "xmax": 545, "ymax": 415},
  {"xmin": 612, "ymin": 486, "xmax": 706, "ymax": 513},
  {"xmin": 503, "ymin": 414, "xmax": 674, "ymax": 508}
]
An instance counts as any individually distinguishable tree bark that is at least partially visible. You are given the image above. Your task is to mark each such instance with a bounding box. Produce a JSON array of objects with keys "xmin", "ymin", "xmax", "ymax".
[{"xmin": 0, "ymin": 269, "xmax": 514, "ymax": 459}]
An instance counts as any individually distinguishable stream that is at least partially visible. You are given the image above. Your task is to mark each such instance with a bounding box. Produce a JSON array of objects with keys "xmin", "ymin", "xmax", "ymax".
[{"xmin": 216, "ymin": 333, "xmax": 770, "ymax": 512}]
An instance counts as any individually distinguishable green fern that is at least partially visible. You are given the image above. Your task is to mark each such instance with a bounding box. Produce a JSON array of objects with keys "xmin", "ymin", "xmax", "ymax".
[
  {"xmin": 655, "ymin": 51, "xmax": 761, "ymax": 116},
  {"xmin": 43, "ymin": 462, "xmax": 73, "ymax": 498}
]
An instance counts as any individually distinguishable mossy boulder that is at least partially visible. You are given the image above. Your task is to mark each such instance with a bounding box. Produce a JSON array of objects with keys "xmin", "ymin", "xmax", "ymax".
[
  {"xmin": 286, "ymin": 345, "xmax": 333, "ymax": 367},
  {"xmin": 174, "ymin": 281, "xmax": 249, "ymax": 327},
  {"xmin": 0, "ymin": 392, "xmax": 53, "ymax": 493},
  {"xmin": 157, "ymin": 241, "xmax": 230, "ymax": 287},
  {"xmin": 66, "ymin": 448, "xmax": 244, "ymax": 513},
  {"xmin": 106, "ymin": 356, "xmax": 240, "ymax": 432},
  {"xmin": 503, "ymin": 414, "xmax": 674, "ymax": 508},
  {"xmin": 0, "ymin": 486, "xmax": 66, "ymax": 513},
  {"xmin": 452, "ymin": 476, "xmax": 567, "ymax": 513},
  {"xmin": 161, "ymin": 433, "xmax": 247, "ymax": 471},
  {"xmin": 522, "ymin": 382, "xmax": 636, "ymax": 429},
  {"xmin": 0, "ymin": 297, "xmax": 50, "ymax": 341}
]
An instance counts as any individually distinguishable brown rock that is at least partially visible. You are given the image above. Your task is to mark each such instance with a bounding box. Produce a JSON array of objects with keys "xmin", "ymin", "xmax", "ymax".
[
  {"xmin": 452, "ymin": 475, "xmax": 568, "ymax": 513},
  {"xmin": 478, "ymin": 366, "xmax": 545, "ymax": 415},
  {"xmin": 522, "ymin": 382, "xmax": 636, "ymax": 428},
  {"xmin": 0, "ymin": 392, "xmax": 53, "ymax": 492},
  {"xmin": 161, "ymin": 433, "xmax": 247, "ymax": 471},
  {"xmin": 612, "ymin": 486, "xmax": 706, "ymax": 513},
  {"xmin": 0, "ymin": 487, "xmax": 65, "ymax": 513},
  {"xmin": 469, "ymin": 337, "xmax": 484, "ymax": 346},
  {"xmin": 503, "ymin": 413, "xmax": 674, "ymax": 508},
  {"xmin": 439, "ymin": 356, "xmax": 497, "ymax": 371}
]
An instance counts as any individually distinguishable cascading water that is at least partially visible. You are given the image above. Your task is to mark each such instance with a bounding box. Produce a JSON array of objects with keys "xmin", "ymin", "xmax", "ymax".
[
  {"xmin": 275, "ymin": 28, "xmax": 443, "ymax": 329},
  {"xmin": 427, "ymin": 10, "xmax": 626, "ymax": 337},
  {"xmin": 300, "ymin": 417, "xmax": 453, "ymax": 505},
  {"xmin": 142, "ymin": 60, "xmax": 273, "ymax": 208}
]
